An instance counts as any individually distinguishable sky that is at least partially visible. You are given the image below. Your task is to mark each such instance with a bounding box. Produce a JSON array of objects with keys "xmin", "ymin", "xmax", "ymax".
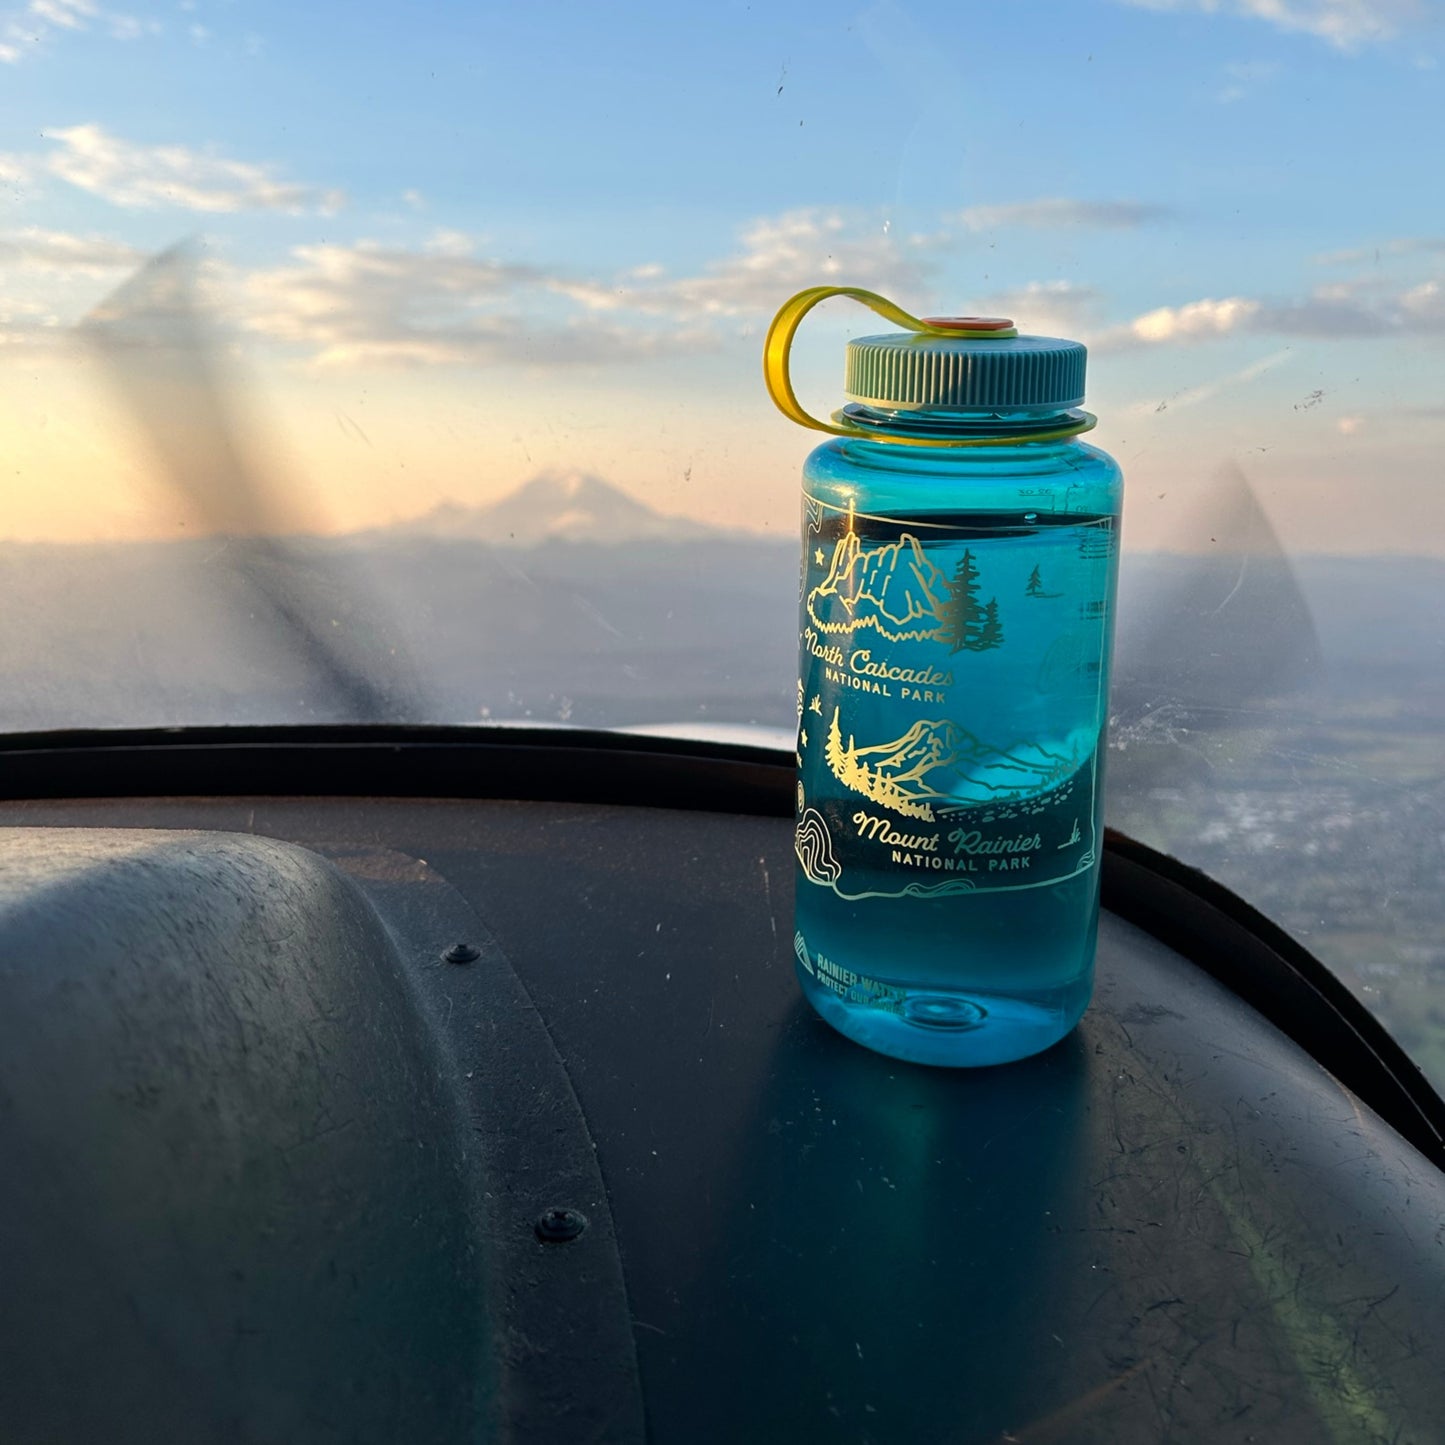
[{"xmin": 1, "ymin": 0, "xmax": 1443, "ymax": 551}]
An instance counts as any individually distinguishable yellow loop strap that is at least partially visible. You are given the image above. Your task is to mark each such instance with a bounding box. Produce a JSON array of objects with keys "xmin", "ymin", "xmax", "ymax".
[{"xmin": 762, "ymin": 285, "xmax": 1093, "ymax": 448}]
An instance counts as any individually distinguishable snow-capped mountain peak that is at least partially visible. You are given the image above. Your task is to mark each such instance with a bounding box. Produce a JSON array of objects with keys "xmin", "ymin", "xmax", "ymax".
[{"xmin": 394, "ymin": 469, "xmax": 713, "ymax": 546}]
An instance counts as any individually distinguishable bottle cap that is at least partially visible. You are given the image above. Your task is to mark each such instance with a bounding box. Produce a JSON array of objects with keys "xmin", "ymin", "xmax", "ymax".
[
  {"xmin": 846, "ymin": 328, "xmax": 1087, "ymax": 412},
  {"xmin": 763, "ymin": 286, "xmax": 1094, "ymax": 447}
]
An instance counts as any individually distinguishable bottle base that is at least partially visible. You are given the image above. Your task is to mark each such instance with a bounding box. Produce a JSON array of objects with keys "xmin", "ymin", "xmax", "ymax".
[{"xmin": 804, "ymin": 978, "xmax": 1086, "ymax": 1068}]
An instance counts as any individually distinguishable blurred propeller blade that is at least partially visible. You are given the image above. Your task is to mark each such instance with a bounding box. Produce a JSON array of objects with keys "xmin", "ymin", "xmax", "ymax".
[
  {"xmin": 79, "ymin": 242, "xmax": 421, "ymax": 723},
  {"xmin": 1113, "ymin": 461, "xmax": 1323, "ymax": 739}
]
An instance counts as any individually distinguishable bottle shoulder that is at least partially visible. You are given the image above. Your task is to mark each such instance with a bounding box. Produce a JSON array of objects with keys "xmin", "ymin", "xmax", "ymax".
[{"xmin": 802, "ymin": 437, "xmax": 1123, "ymax": 517}]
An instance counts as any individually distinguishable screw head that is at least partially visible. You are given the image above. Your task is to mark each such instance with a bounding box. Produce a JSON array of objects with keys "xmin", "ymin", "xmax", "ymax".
[
  {"xmin": 443, "ymin": 942, "xmax": 481, "ymax": 965},
  {"xmin": 534, "ymin": 1207, "xmax": 588, "ymax": 1244}
]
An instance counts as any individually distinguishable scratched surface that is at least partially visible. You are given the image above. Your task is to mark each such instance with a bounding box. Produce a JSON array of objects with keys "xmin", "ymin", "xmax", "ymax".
[
  {"xmin": 2, "ymin": 798, "xmax": 1443, "ymax": 1444},
  {"xmin": 0, "ymin": 829, "xmax": 490, "ymax": 1444}
]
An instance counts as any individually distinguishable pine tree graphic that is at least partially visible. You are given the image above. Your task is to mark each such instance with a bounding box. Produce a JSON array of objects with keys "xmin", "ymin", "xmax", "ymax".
[
  {"xmin": 940, "ymin": 549, "xmax": 984, "ymax": 651},
  {"xmin": 978, "ymin": 597, "xmax": 1004, "ymax": 650},
  {"xmin": 824, "ymin": 706, "xmax": 849, "ymax": 780},
  {"xmin": 1025, "ymin": 564, "xmax": 1061, "ymax": 599},
  {"xmin": 940, "ymin": 549, "xmax": 1004, "ymax": 653}
]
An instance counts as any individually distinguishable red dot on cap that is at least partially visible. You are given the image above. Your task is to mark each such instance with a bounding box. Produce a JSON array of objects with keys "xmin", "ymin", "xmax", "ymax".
[{"xmin": 922, "ymin": 316, "xmax": 1014, "ymax": 331}]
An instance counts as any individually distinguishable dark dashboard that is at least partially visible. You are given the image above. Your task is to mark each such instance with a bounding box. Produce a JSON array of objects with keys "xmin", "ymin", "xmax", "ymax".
[{"xmin": 1, "ymin": 729, "xmax": 1442, "ymax": 1443}]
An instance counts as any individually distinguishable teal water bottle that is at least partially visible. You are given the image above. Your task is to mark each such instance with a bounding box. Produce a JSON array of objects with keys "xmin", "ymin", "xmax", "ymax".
[{"xmin": 765, "ymin": 287, "xmax": 1123, "ymax": 1067}]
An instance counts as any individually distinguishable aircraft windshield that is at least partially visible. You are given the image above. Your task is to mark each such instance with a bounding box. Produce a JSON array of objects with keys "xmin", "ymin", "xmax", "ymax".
[{"xmin": 2, "ymin": 2, "xmax": 1442, "ymax": 1083}]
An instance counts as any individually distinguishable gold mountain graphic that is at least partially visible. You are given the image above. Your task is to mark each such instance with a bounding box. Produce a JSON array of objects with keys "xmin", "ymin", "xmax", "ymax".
[
  {"xmin": 824, "ymin": 709, "xmax": 1078, "ymax": 819},
  {"xmin": 806, "ymin": 531, "xmax": 947, "ymax": 641}
]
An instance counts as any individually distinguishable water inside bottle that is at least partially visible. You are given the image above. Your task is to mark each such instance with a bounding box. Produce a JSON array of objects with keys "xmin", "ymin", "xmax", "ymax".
[{"xmin": 794, "ymin": 506, "xmax": 1115, "ymax": 1067}]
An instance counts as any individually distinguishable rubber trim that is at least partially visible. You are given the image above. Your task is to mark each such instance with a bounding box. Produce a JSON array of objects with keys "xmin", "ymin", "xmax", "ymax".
[
  {"xmin": 0, "ymin": 724, "xmax": 794, "ymax": 815},
  {"xmin": 2, "ymin": 723, "xmax": 1441, "ymax": 1170},
  {"xmin": 1101, "ymin": 827, "xmax": 1445, "ymax": 1172}
]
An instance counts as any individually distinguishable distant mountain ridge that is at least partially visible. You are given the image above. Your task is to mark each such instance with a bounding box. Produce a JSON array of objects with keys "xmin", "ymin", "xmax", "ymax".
[
  {"xmin": 856, "ymin": 718, "xmax": 1072, "ymax": 787},
  {"xmin": 840, "ymin": 715, "xmax": 1079, "ymax": 814},
  {"xmin": 821, "ymin": 707, "xmax": 1083, "ymax": 820},
  {"xmin": 386, "ymin": 469, "xmax": 723, "ymax": 547}
]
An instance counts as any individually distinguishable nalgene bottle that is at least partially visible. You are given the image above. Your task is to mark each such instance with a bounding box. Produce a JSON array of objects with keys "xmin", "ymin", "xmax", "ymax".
[{"xmin": 765, "ymin": 287, "xmax": 1123, "ymax": 1067}]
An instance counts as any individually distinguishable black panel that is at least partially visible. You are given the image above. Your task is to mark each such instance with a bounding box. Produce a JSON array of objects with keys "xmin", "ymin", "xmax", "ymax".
[
  {"xmin": 2, "ymin": 798, "xmax": 1442, "ymax": 1442},
  {"xmin": 0, "ymin": 830, "xmax": 486, "ymax": 1444},
  {"xmin": 0, "ymin": 827, "xmax": 644, "ymax": 1445},
  {"xmin": 329, "ymin": 846, "xmax": 644, "ymax": 1443}
]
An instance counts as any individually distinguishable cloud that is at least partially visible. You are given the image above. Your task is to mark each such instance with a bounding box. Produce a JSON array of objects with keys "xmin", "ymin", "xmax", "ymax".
[
  {"xmin": 0, "ymin": 299, "xmax": 63, "ymax": 355},
  {"xmin": 31, "ymin": 0, "xmax": 90, "ymax": 28},
  {"xmin": 1400, "ymin": 278, "xmax": 1445, "ymax": 325},
  {"xmin": 22, "ymin": 124, "xmax": 345, "ymax": 213},
  {"xmin": 0, "ymin": 289, "xmax": 65, "ymax": 350},
  {"xmin": 237, "ymin": 208, "xmax": 953, "ymax": 371},
  {"xmin": 1217, "ymin": 57, "xmax": 1282, "ymax": 101},
  {"xmin": 2, "ymin": 0, "xmax": 155, "ymax": 62},
  {"xmin": 423, "ymin": 229, "xmax": 474, "ymax": 258},
  {"xmin": 954, "ymin": 199, "xmax": 1173, "ymax": 231},
  {"xmin": 1097, "ymin": 275, "xmax": 1445, "ymax": 349},
  {"xmin": 0, "ymin": 225, "xmax": 146, "ymax": 350},
  {"xmin": 1107, "ymin": 296, "xmax": 1265, "ymax": 346},
  {"xmin": 561, "ymin": 208, "xmax": 950, "ymax": 321},
  {"xmin": 1314, "ymin": 235, "xmax": 1445, "ymax": 265},
  {"xmin": 238, "ymin": 206, "xmax": 1434, "ymax": 374},
  {"xmin": 244, "ymin": 203, "xmax": 1435, "ymax": 370},
  {"xmin": 977, "ymin": 280, "xmax": 1102, "ymax": 336},
  {"xmin": 1, "ymin": 295, "xmax": 58, "ymax": 339},
  {"xmin": 1254, "ymin": 294, "xmax": 1398, "ymax": 335},
  {"xmin": 0, "ymin": 224, "xmax": 144, "ymax": 273},
  {"xmin": 242, "ymin": 234, "xmax": 713, "ymax": 371},
  {"xmin": 1115, "ymin": 0, "xmax": 1424, "ymax": 50}
]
